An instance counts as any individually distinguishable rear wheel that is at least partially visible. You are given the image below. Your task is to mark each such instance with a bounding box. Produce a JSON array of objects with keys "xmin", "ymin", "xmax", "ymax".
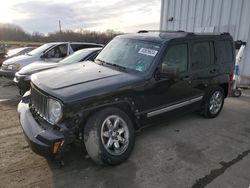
[
  {"xmin": 201, "ymin": 87, "xmax": 225, "ymax": 118},
  {"xmin": 84, "ymin": 107, "xmax": 135, "ymax": 165}
]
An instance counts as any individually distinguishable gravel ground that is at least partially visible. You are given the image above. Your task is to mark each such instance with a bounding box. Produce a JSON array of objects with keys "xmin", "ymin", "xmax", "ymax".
[{"xmin": 0, "ymin": 77, "xmax": 250, "ymax": 188}]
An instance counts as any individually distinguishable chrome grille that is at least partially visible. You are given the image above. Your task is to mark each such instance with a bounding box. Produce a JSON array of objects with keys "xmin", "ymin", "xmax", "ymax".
[{"xmin": 31, "ymin": 85, "xmax": 48, "ymax": 120}]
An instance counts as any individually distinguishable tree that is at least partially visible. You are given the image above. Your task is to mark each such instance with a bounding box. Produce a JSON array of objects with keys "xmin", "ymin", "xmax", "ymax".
[{"xmin": 0, "ymin": 23, "xmax": 123, "ymax": 45}]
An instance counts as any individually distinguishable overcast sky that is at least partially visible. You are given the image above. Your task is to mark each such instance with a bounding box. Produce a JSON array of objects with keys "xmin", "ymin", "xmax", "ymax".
[{"xmin": 0, "ymin": 0, "xmax": 161, "ymax": 33}]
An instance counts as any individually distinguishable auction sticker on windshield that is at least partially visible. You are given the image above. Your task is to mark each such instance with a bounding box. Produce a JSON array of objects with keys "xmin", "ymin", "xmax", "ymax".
[{"xmin": 138, "ymin": 48, "xmax": 158, "ymax": 57}]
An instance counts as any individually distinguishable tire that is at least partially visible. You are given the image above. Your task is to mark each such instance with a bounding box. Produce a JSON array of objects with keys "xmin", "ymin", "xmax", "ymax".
[
  {"xmin": 84, "ymin": 107, "xmax": 135, "ymax": 165},
  {"xmin": 201, "ymin": 87, "xmax": 225, "ymax": 118},
  {"xmin": 232, "ymin": 89, "xmax": 242, "ymax": 97},
  {"xmin": 19, "ymin": 89, "xmax": 25, "ymax": 96}
]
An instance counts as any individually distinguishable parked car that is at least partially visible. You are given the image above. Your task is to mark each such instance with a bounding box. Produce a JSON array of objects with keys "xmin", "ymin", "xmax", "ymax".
[
  {"xmin": 0, "ymin": 47, "xmax": 36, "ymax": 67},
  {"xmin": 14, "ymin": 47, "xmax": 102, "ymax": 95},
  {"xmin": 0, "ymin": 42, "xmax": 103, "ymax": 78},
  {"xmin": 18, "ymin": 31, "xmax": 235, "ymax": 165}
]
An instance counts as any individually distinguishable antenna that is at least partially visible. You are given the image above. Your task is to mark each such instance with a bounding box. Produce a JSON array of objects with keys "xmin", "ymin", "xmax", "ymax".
[{"xmin": 59, "ymin": 20, "xmax": 62, "ymax": 40}]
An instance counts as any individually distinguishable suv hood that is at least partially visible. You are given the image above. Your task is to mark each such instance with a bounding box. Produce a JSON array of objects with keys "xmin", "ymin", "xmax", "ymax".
[
  {"xmin": 32, "ymin": 61, "xmax": 144, "ymax": 103},
  {"xmin": 18, "ymin": 61, "xmax": 58, "ymax": 75}
]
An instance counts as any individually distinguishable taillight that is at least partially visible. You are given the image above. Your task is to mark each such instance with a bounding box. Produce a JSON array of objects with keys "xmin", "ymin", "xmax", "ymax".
[{"xmin": 229, "ymin": 72, "xmax": 234, "ymax": 81}]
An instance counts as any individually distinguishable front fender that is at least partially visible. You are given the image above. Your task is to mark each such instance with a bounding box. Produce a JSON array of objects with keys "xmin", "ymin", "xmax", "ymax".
[{"xmin": 69, "ymin": 97, "xmax": 140, "ymax": 131}]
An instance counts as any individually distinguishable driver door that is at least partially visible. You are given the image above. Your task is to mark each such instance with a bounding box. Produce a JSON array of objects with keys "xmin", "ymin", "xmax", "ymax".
[{"xmin": 138, "ymin": 42, "xmax": 200, "ymax": 125}]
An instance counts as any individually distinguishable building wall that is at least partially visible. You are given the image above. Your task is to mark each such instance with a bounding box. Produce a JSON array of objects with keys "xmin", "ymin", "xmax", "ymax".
[{"xmin": 160, "ymin": 0, "xmax": 250, "ymax": 86}]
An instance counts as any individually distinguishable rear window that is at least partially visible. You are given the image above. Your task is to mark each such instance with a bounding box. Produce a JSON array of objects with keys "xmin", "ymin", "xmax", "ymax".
[{"xmin": 215, "ymin": 41, "xmax": 233, "ymax": 63}]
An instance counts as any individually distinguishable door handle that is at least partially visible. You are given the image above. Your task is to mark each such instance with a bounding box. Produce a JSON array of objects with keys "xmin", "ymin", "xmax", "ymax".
[
  {"xmin": 181, "ymin": 76, "xmax": 192, "ymax": 84},
  {"xmin": 182, "ymin": 76, "xmax": 191, "ymax": 81},
  {"xmin": 210, "ymin": 69, "xmax": 217, "ymax": 74}
]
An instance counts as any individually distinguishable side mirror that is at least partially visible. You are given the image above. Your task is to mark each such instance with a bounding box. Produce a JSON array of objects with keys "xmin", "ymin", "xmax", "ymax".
[
  {"xmin": 40, "ymin": 53, "xmax": 47, "ymax": 59},
  {"xmin": 159, "ymin": 64, "xmax": 179, "ymax": 79}
]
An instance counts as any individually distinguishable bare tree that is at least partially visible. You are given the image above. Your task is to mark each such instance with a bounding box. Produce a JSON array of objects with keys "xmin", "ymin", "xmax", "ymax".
[{"xmin": 0, "ymin": 23, "xmax": 123, "ymax": 45}]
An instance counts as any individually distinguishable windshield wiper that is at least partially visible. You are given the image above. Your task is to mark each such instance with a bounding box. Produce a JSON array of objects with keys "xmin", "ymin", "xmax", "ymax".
[
  {"xmin": 95, "ymin": 59, "xmax": 127, "ymax": 71},
  {"xmin": 95, "ymin": 59, "xmax": 106, "ymax": 64},
  {"xmin": 109, "ymin": 63, "xmax": 127, "ymax": 70}
]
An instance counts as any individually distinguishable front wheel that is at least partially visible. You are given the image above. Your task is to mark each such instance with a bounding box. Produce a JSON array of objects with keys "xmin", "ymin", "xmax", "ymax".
[
  {"xmin": 84, "ymin": 107, "xmax": 135, "ymax": 165},
  {"xmin": 201, "ymin": 87, "xmax": 225, "ymax": 118},
  {"xmin": 19, "ymin": 89, "xmax": 25, "ymax": 96}
]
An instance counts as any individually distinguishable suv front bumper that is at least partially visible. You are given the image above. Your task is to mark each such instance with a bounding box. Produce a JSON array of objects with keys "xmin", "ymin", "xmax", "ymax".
[
  {"xmin": 13, "ymin": 75, "xmax": 31, "ymax": 93},
  {"xmin": 0, "ymin": 69, "xmax": 16, "ymax": 78},
  {"xmin": 18, "ymin": 99, "xmax": 65, "ymax": 157}
]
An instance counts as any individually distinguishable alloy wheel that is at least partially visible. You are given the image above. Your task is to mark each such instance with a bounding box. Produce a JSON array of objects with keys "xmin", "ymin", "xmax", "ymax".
[{"xmin": 100, "ymin": 115, "xmax": 129, "ymax": 155}]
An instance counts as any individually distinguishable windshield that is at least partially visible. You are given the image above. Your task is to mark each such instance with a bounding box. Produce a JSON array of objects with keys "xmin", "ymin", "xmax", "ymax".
[
  {"xmin": 7, "ymin": 48, "xmax": 25, "ymax": 57},
  {"xmin": 60, "ymin": 49, "xmax": 93, "ymax": 64},
  {"xmin": 95, "ymin": 38, "xmax": 160, "ymax": 72},
  {"xmin": 27, "ymin": 43, "xmax": 55, "ymax": 56}
]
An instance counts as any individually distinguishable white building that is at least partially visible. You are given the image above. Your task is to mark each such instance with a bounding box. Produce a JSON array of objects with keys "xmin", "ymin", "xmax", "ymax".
[{"xmin": 160, "ymin": 0, "xmax": 250, "ymax": 86}]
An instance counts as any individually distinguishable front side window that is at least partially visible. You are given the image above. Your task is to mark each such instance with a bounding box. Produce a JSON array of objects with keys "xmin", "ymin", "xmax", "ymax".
[
  {"xmin": 95, "ymin": 38, "xmax": 160, "ymax": 72},
  {"xmin": 45, "ymin": 44, "xmax": 68, "ymax": 58},
  {"xmin": 162, "ymin": 44, "xmax": 188, "ymax": 72},
  {"xmin": 191, "ymin": 42, "xmax": 211, "ymax": 69}
]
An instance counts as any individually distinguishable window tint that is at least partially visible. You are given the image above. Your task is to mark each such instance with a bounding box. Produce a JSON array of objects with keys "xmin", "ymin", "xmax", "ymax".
[
  {"xmin": 191, "ymin": 42, "xmax": 211, "ymax": 69},
  {"xmin": 162, "ymin": 44, "xmax": 188, "ymax": 72},
  {"xmin": 215, "ymin": 41, "xmax": 233, "ymax": 63},
  {"xmin": 71, "ymin": 44, "xmax": 101, "ymax": 52},
  {"xmin": 45, "ymin": 44, "xmax": 68, "ymax": 58}
]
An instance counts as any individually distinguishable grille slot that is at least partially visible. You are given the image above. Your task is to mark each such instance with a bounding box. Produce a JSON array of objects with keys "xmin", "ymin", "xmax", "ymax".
[
  {"xmin": 31, "ymin": 85, "xmax": 48, "ymax": 120},
  {"xmin": 1, "ymin": 64, "xmax": 8, "ymax": 70}
]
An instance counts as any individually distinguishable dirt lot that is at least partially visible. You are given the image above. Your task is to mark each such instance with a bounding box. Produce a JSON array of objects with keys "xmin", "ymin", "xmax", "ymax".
[{"xmin": 0, "ymin": 77, "xmax": 250, "ymax": 188}]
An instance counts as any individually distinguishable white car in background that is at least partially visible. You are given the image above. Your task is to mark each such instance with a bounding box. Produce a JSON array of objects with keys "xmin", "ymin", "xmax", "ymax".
[{"xmin": 0, "ymin": 42, "xmax": 103, "ymax": 78}]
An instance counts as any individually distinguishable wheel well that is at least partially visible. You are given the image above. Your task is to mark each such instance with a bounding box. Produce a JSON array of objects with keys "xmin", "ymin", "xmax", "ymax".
[
  {"xmin": 220, "ymin": 83, "xmax": 228, "ymax": 97},
  {"xmin": 79, "ymin": 103, "xmax": 139, "ymax": 131}
]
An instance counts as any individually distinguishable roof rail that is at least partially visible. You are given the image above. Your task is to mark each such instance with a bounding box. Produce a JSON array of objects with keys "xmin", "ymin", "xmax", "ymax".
[
  {"xmin": 221, "ymin": 32, "xmax": 230, "ymax": 35},
  {"xmin": 137, "ymin": 30, "xmax": 187, "ymax": 33}
]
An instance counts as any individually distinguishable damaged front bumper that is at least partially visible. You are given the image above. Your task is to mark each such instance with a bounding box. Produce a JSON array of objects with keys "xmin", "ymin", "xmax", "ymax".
[{"xmin": 18, "ymin": 94, "xmax": 75, "ymax": 158}]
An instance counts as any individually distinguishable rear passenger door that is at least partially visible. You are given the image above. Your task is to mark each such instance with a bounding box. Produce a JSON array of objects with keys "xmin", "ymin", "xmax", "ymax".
[{"xmin": 189, "ymin": 41, "xmax": 216, "ymax": 95}]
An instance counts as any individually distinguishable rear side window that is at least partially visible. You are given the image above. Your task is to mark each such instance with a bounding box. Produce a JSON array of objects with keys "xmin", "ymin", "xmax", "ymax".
[
  {"xmin": 191, "ymin": 42, "xmax": 211, "ymax": 69},
  {"xmin": 162, "ymin": 44, "xmax": 188, "ymax": 72},
  {"xmin": 215, "ymin": 41, "xmax": 233, "ymax": 63},
  {"xmin": 71, "ymin": 44, "xmax": 101, "ymax": 52}
]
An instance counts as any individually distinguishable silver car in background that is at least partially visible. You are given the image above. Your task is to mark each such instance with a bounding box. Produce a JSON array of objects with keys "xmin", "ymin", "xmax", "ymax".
[
  {"xmin": 14, "ymin": 47, "xmax": 102, "ymax": 95},
  {"xmin": 0, "ymin": 42, "xmax": 103, "ymax": 78}
]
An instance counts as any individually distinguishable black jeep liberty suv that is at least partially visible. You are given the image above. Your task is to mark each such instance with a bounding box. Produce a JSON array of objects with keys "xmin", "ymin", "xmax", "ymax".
[{"xmin": 18, "ymin": 31, "xmax": 235, "ymax": 165}]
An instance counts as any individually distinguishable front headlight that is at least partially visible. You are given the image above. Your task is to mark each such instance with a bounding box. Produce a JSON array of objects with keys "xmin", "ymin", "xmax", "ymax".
[
  {"xmin": 15, "ymin": 72, "xmax": 31, "ymax": 81},
  {"xmin": 48, "ymin": 98, "xmax": 63, "ymax": 125},
  {"xmin": 7, "ymin": 64, "xmax": 20, "ymax": 70}
]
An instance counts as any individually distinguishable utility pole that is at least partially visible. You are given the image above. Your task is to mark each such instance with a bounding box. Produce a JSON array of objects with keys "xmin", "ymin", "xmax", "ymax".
[{"xmin": 59, "ymin": 20, "xmax": 62, "ymax": 40}]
